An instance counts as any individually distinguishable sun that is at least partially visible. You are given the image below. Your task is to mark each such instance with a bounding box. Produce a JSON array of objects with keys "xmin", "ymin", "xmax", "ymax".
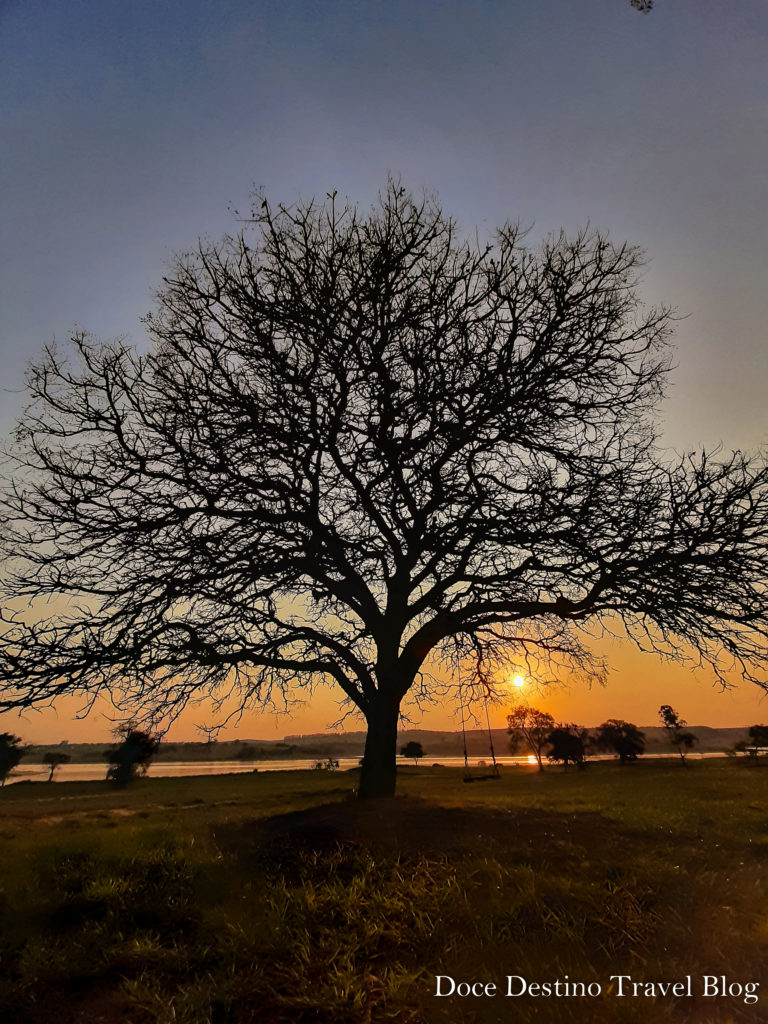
[{"xmin": 512, "ymin": 674, "xmax": 525, "ymax": 688}]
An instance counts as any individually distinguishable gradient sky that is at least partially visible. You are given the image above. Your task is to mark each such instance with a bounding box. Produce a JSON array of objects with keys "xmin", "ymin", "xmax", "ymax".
[{"xmin": 2, "ymin": 0, "xmax": 768, "ymax": 743}]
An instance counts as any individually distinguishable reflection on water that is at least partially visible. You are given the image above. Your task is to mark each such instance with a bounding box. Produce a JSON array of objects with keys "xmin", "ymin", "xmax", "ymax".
[
  {"xmin": 7, "ymin": 751, "xmax": 722, "ymax": 785},
  {"xmin": 10, "ymin": 759, "xmax": 354, "ymax": 785}
]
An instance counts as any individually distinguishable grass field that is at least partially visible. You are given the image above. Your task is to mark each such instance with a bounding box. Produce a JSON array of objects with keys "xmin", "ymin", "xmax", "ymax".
[{"xmin": 1, "ymin": 758, "xmax": 767, "ymax": 1023}]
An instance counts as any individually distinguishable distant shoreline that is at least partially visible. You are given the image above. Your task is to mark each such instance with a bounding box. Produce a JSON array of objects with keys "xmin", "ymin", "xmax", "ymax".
[
  {"xmin": 17, "ymin": 725, "xmax": 751, "ymax": 764},
  {"xmin": 7, "ymin": 751, "xmax": 736, "ymax": 787}
]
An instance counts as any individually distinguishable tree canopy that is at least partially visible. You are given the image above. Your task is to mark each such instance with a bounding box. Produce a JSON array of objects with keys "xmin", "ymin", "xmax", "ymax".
[
  {"xmin": 400, "ymin": 741, "xmax": 425, "ymax": 764},
  {"xmin": 42, "ymin": 750, "xmax": 71, "ymax": 782},
  {"xmin": 105, "ymin": 725, "xmax": 160, "ymax": 787},
  {"xmin": 594, "ymin": 720, "xmax": 646, "ymax": 763},
  {"xmin": 507, "ymin": 704, "xmax": 555, "ymax": 772},
  {"xmin": 749, "ymin": 724, "xmax": 768, "ymax": 748},
  {"xmin": 2, "ymin": 180, "xmax": 768, "ymax": 798},
  {"xmin": 658, "ymin": 704, "xmax": 697, "ymax": 762},
  {"xmin": 547, "ymin": 724, "xmax": 588, "ymax": 770}
]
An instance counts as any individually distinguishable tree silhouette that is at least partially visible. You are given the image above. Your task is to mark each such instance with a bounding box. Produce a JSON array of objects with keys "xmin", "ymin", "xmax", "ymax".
[
  {"xmin": 400, "ymin": 740, "xmax": 425, "ymax": 765},
  {"xmin": 507, "ymin": 704, "xmax": 555, "ymax": 772},
  {"xmin": 749, "ymin": 724, "xmax": 768, "ymax": 748},
  {"xmin": 630, "ymin": 0, "xmax": 653, "ymax": 12},
  {"xmin": 547, "ymin": 724, "xmax": 588, "ymax": 770},
  {"xmin": 0, "ymin": 733, "xmax": 26, "ymax": 786},
  {"xmin": 594, "ymin": 720, "xmax": 646, "ymax": 763},
  {"xmin": 42, "ymin": 750, "xmax": 71, "ymax": 782},
  {"xmin": 658, "ymin": 704, "xmax": 698, "ymax": 763},
  {"xmin": 736, "ymin": 724, "xmax": 768, "ymax": 759},
  {"xmin": 105, "ymin": 724, "xmax": 160, "ymax": 786},
  {"xmin": 3, "ymin": 181, "xmax": 768, "ymax": 798}
]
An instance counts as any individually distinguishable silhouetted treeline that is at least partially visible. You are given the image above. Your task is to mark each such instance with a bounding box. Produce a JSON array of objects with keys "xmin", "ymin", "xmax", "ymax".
[{"xmin": 20, "ymin": 726, "xmax": 751, "ymax": 764}]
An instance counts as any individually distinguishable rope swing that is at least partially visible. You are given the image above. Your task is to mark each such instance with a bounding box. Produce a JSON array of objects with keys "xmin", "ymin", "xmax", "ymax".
[{"xmin": 457, "ymin": 650, "xmax": 501, "ymax": 783}]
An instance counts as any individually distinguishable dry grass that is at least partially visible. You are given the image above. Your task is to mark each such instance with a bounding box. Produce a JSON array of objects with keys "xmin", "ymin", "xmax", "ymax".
[{"xmin": 1, "ymin": 759, "xmax": 767, "ymax": 1023}]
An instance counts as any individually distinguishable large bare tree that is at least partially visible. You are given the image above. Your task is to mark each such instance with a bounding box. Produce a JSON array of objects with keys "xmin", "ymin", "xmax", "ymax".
[{"xmin": 2, "ymin": 181, "xmax": 768, "ymax": 797}]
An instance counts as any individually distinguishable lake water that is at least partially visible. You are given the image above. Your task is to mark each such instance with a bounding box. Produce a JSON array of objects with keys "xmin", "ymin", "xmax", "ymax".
[{"xmin": 7, "ymin": 751, "xmax": 724, "ymax": 785}]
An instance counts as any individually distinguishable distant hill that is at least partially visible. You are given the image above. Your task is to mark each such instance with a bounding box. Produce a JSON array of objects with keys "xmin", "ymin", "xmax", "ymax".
[
  {"xmin": 22, "ymin": 725, "xmax": 750, "ymax": 763},
  {"xmin": 286, "ymin": 725, "xmax": 752, "ymax": 757}
]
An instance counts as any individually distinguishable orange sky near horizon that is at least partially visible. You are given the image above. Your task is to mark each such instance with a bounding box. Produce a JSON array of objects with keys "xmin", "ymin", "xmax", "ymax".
[{"xmin": 4, "ymin": 634, "xmax": 768, "ymax": 747}]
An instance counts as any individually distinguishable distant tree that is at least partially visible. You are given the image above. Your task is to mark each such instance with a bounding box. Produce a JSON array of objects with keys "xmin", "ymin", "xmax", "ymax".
[
  {"xmin": 658, "ymin": 704, "xmax": 698, "ymax": 763},
  {"xmin": 0, "ymin": 733, "xmax": 26, "ymax": 786},
  {"xmin": 630, "ymin": 0, "xmax": 653, "ymax": 12},
  {"xmin": 43, "ymin": 750, "xmax": 71, "ymax": 782},
  {"xmin": 594, "ymin": 719, "xmax": 646, "ymax": 763},
  {"xmin": 197, "ymin": 724, "xmax": 220, "ymax": 746},
  {"xmin": 547, "ymin": 724, "xmax": 588, "ymax": 771},
  {"xmin": 735, "ymin": 724, "xmax": 768, "ymax": 760},
  {"xmin": 400, "ymin": 741, "xmax": 425, "ymax": 765},
  {"xmin": 105, "ymin": 724, "xmax": 160, "ymax": 786},
  {"xmin": 507, "ymin": 704, "xmax": 555, "ymax": 772},
  {"xmin": 748, "ymin": 724, "xmax": 768, "ymax": 749},
  {"xmin": 731, "ymin": 739, "xmax": 753, "ymax": 759}
]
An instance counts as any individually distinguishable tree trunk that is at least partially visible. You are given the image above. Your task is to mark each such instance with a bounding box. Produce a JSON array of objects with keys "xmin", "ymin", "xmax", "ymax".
[{"xmin": 359, "ymin": 699, "xmax": 400, "ymax": 799}]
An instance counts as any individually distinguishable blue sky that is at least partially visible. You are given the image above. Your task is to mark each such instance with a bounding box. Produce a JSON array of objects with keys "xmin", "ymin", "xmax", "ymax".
[
  {"xmin": 3, "ymin": 0, "xmax": 766, "ymax": 446},
  {"xmin": 2, "ymin": 0, "xmax": 768, "ymax": 738}
]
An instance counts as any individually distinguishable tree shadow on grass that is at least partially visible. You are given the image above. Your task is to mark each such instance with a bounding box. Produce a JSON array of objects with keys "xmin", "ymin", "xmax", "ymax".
[
  {"xmin": 206, "ymin": 799, "xmax": 768, "ymax": 1024},
  {"xmin": 215, "ymin": 796, "xmax": 631, "ymax": 863},
  {"xmin": 5, "ymin": 800, "xmax": 768, "ymax": 1024}
]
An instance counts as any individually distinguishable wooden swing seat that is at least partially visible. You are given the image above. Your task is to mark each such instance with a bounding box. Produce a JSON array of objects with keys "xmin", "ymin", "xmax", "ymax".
[{"xmin": 463, "ymin": 765, "xmax": 501, "ymax": 782}]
